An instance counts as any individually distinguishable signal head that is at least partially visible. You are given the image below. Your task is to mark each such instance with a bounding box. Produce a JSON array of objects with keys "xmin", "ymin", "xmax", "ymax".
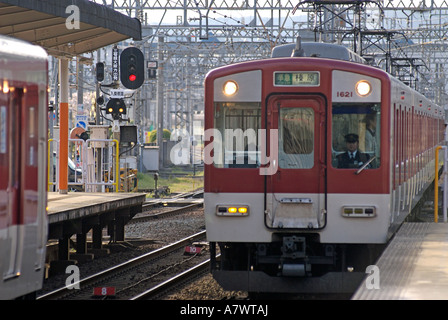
[
  {"xmin": 96, "ymin": 62, "xmax": 104, "ymax": 82},
  {"xmin": 120, "ymin": 47, "xmax": 144, "ymax": 90},
  {"xmin": 106, "ymin": 98, "xmax": 127, "ymax": 120}
]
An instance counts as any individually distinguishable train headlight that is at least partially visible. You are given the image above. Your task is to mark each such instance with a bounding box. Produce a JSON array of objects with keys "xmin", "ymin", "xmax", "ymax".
[
  {"xmin": 223, "ymin": 80, "xmax": 238, "ymax": 96},
  {"xmin": 216, "ymin": 205, "xmax": 249, "ymax": 216},
  {"xmin": 3, "ymin": 80, "xmax": 9, "ymax": 94},
  {"xmin": 228, "ymin": 207, "xmax": 238, "ymax": 213},
  {"xmin": 342, "ymin": 206, "xmax": 376, "ymax": 217},
  {"xmin": 355, "ymin": 80, "xmax": 372, "ymax": 97},
  {"xmin": 238, "ymin": 207, "xmax": 248, "ymax": 214}
]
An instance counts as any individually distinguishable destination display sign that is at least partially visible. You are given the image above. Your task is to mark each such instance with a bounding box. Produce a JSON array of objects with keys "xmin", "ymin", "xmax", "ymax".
[{"xmin": 274, "ymin": 71, "xmax": 320, "ymax": 86}]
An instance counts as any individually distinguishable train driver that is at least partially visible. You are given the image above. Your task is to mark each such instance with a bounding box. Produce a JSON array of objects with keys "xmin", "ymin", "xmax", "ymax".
[{"xmin": 336, "ymin": 133, "xmax": 370, "ymax": 169}]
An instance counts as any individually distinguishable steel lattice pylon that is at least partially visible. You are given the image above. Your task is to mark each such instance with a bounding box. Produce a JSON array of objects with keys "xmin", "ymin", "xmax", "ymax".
[{"xmin": 91, "ymin": 0, "xmax": 448, "ymax": 137}]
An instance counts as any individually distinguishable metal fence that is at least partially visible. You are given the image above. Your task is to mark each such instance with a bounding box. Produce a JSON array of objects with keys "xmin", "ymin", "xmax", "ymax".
[{"xmin": 48, "ymin": 138, "xmax": 119, "ymax": 192}]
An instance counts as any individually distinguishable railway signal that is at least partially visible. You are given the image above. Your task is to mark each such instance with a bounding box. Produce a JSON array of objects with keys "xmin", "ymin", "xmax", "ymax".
[
  {"xmin": 106, "ymin": 98, "xmax": 126, "ymax": 120},
  {"xmin": 120, "ymin": 47, "xmax": 144, "ymax": 89},
  {"xmin": 96, "ymin": 62, "xmax": 104, "ymax": 82}
]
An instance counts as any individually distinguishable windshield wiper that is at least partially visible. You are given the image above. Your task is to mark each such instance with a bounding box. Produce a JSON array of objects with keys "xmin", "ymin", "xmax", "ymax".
[{"xmin": 355, "ymin": 156, "xmax": 376, "ymax": 175}]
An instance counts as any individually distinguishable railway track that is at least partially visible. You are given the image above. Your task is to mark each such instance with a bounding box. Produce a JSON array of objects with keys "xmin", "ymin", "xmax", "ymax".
[
  {"xmin": 37, "ymin": 230, "xmax": 207, "ymax": 300},
  {"xmin": 131, "ymin": 259, "xmax": 212, "ymax": 300},
  {"xmin": 132, "ymin": 201, "xmax": 203, "ymax": 223}
]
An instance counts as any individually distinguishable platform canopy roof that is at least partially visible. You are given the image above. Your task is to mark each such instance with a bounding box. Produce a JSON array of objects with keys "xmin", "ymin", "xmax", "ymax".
[{"xmin": 0, "ymin": 0, "xmax": 142, "ymax": 57}]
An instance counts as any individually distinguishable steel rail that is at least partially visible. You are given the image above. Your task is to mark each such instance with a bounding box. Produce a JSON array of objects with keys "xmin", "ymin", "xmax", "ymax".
[
  {"xmin": 132, "ymin": 201, "xmax": 203, "ymax": 223},
  {"xmin": 37, "ymin": 230, "xmax": 206, "ymax": 300},
  {"xmin": 130, "ymin": 259, "xmax": 211, "ymax": 300}
]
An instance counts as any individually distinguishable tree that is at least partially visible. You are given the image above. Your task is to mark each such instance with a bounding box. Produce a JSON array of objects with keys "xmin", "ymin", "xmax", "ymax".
[{"xmin": 148, "ymin": 129, "xmax": 171, "ymax": 143}]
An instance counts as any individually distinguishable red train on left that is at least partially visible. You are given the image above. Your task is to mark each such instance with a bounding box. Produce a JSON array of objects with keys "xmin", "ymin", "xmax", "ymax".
[{"xmin": 0, "ymin": 35, "xmax": 48, "ymax": 299}]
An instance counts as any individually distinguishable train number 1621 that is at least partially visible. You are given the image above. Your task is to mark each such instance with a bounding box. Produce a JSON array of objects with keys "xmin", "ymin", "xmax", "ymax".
[{"xmin": 336, "ymin": 91, "xmax": 353, "ymax": 97}]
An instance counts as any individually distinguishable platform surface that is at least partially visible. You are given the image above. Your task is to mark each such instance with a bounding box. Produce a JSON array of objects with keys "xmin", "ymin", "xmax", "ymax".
[
  {"xmin": 47, "ymin": 192, "xmax": 147, "ymax": 224},
  {"xmin": 353, "ymin": 222, "xmax": 448, "ymax": 300}
]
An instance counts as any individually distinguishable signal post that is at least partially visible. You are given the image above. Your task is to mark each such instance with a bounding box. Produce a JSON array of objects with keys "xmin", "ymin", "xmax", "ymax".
[{"xmin": 95, "ymin": 46, "xmax": 145, "ymax": 191}]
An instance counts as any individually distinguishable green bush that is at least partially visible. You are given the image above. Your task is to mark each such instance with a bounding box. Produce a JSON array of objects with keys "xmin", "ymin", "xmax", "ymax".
[{"xmin": 148, "ymin": 129, "xmax": 171, "ymax": 143}]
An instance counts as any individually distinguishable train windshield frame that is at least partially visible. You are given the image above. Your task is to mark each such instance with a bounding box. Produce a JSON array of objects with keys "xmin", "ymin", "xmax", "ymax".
[{"xmin": 331, "ymin": 103, "xmax": 381, "ymax": 169}]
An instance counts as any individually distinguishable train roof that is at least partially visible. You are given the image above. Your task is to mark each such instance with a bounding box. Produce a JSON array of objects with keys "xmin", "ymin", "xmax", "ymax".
[
  {"xmin": 0, "ymin": 35, "xmax": 48, "ymax": 84},
  {"xmin": 271, "ymin": 42, "xmax": 366, "ymax": 64},
  {"xmin": 0, "ymin": 34, "xmax": 47, "ymax": 61}
]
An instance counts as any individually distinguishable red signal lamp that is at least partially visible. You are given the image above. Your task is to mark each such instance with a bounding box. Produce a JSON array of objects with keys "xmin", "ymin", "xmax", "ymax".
[{"xmin": 129, "ymin": 74, "xmax": 137, "ymax": 82}]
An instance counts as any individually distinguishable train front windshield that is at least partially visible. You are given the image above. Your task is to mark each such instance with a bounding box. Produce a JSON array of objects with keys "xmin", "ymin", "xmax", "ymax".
[
  {"xmin": 213, "ymin": 102, "xmax": 262, "ymax": 168},
  {"xmin": 279, "ymin": 108, "xmax": 314, "ymax": 169},
  {"xmin": 332, "ymin": 103, "xmax": 381, "ymax": 169}
]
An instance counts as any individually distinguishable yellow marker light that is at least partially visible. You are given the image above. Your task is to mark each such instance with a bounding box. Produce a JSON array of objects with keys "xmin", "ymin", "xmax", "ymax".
[
  {"xmin": 355, "ymin": 80, "xmax": 371, "ymax": 97},
  {"xmin": 216, "ymin": 205, "xmax": 249, "ymax": 216},
  {"xmin": 223, "ymin": 80, "xmax": 238, "ymax": 96},
  {"xmin": 238, "ymin": 207, "xmax": 248, "ymax": 214},
  {"xmin": 228, "ymin": 207, "xmax": 237, "ymax": 213},
  {"xmin": 342, "ymin": 206, "xmax": 376, "ymax": 217}
]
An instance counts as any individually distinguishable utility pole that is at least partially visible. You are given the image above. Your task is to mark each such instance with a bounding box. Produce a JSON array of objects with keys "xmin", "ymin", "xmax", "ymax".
[
  {"xmin": 96, "ymin": 49, "xmax": 101, "ymax": 125},
  {"xmin": 157, "ymin": 36, "xmax": 164, "ymax": 169}
]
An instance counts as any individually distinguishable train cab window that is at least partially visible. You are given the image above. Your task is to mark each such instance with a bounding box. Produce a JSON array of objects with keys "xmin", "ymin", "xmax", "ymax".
[
  {"xmin": 332, "ymin": 103, "xmax": 380, "ymax": 169},
  {"xmin": 279, "ymin": 108, "xmax": 314, "ymax": 169},
  {"xmin": 213, "ymin": 102, "xmax": 261, "ymax": 168}
]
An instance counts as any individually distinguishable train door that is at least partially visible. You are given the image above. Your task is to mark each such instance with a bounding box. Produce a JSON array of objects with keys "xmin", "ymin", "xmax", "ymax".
[
  {"xmin": 265, "ymin": 95, "xmax": 327, "ymax": 229},
  {"xmin": 0, "ymin": 89, "xmax": 24, "ymax": 280}
]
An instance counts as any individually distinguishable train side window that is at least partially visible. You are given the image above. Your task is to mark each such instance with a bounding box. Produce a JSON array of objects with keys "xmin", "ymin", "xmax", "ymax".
[
  {"xmin": 278, "ymin": 107, "xmax": 314, "ymax": 169},
  {"xmin": 331, "ymin": 103, "xmax": 381, "ymax": 169},
  {"xmin": 213, "ymin": 102, "xmax": 261, "ymax": 168}
]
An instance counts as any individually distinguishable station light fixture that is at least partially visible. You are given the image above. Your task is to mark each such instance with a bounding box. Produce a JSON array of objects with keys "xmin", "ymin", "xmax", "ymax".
[
  {"xmin": 223, "ymin": 80, "xmax": 238, "ymax": 96},
  {"xmin": 355, "ymin": 80, "xmax": 372, "ymax": 97}
]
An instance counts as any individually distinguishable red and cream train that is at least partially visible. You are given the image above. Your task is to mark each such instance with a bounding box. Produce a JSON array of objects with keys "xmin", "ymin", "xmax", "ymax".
[
  {"xmin": 0, "ymin": 35, "xmax": 48, "ymax": 299},
  {"xmin": 204, "ymin": 40, "xmax": 445, "ymax": 294}
]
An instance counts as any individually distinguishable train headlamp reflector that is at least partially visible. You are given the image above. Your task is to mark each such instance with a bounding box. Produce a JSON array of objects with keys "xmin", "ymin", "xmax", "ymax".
[
  {"xmin": 223, "ymin": 80, "xmax": 238, "ymax": 96},
  {"xmin": 355, "ymin": 80, "xmax": 372, "ymax": 97}
]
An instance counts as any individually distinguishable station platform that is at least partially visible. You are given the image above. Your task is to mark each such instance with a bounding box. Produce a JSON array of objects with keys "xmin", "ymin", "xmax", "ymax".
[
  {"xmin": 46, "ymin": 192, "xmax": 146, "ymax": 275},
  {"xmin": 352, "ymin": 222, "xmax": 448, "ymax": 300},
  {"xmin": 48, "ymin": 192, "xmax": 146, "ymax": 224}
]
